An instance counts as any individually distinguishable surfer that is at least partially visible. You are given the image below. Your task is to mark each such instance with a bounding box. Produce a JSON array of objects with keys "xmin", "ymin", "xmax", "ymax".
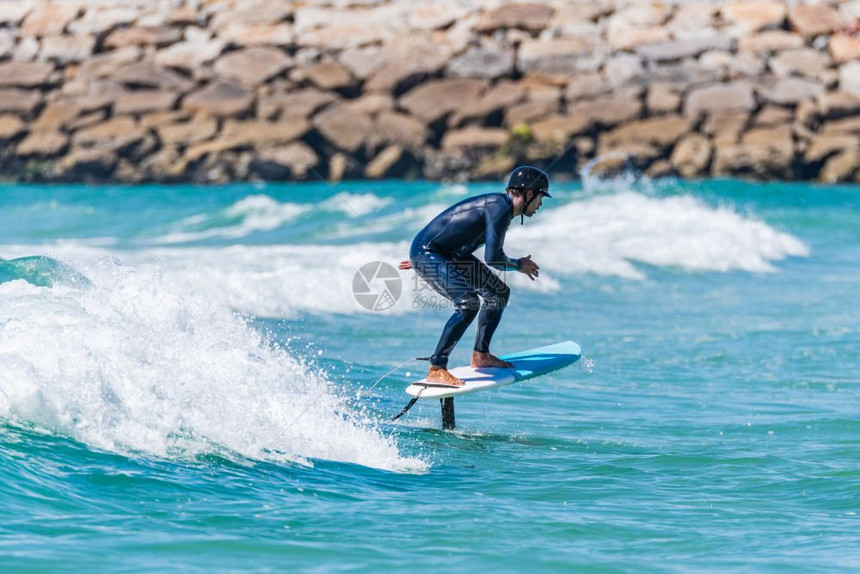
[{"xmin": 399, "ymin": 166, "xmax": 551, "ymax": 387}]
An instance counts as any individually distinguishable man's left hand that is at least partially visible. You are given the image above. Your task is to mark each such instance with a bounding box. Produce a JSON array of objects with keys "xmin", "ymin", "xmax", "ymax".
[{"xmin": 517, "ymin": 255, "xmax": 539, "ymax": 280}]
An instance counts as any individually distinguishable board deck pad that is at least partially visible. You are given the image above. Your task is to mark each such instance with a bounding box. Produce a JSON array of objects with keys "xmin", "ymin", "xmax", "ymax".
[{"xmin": 405, "ymin": 340, "xmax": 582, "ymax": 400}]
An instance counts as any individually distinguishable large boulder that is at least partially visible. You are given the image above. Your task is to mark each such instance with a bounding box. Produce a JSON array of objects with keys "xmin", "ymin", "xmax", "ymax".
[
  {"xmin": 517, "ymin": 38, "xmax": 603, "ymax": 77},
  {"xmin": 313, "ymin": 104, "xmax": 374, "ymax": 152},
  {"xmin": 821, "ymin": 116, "xmax": 860, "ymax": 136},
  {"xmin": 666, "ymin": 3, "xmax": 719, "ymax": 39},
  {"xmin": 818, "ymin": 92, "xmax": 860, "ymax": 120},
  {"xmin": 157, "ymin": 117, "xmax": 219, "ymax": 147},
  {"xmin": 17, "ymin": 131, "xmax": 68, "ymax": 156},
  {"xmin": 213, "ymin": 47, "xmax": 292, "ymax": 86},
  {"xmin": 258, "ymin": 88, "xmax": 339, "ymax": 120},
  {"xmin": 0, "ymin": 1, "xmax": 34, "ymax": 26},
  {"xmin": 704, "ymin": 113, "xmax": 750, "ymax": 145},
  {"xmin": 636, "ymin": 36, "xmax": 734, "ymax": 62},
  {"xmin": 78, "ymin": 46, "xmax": 142, "ymax": 79},
  {"xmin": 304, "ymin": 61, "xmax": 354, "ymax": 91},
  {"xmin": 407, "ymin": 2, "xmax": 470, "ymax": 30},
  {"xmin": 529, "ymin": 114, "xmax": 591, "ymax": 143},
  {"xmin": 602, "ymin": 115, "xmax": 695, "ymax": 148},
  {"xmin": 607, "ymin": 27, "xmax": 671, "ymax": 52},
  {"xmin": 699, "ymin": 51, "xmax": 766, "ymax": 79},
  {"xmin": 105, "ymin": 26, "xmax": 183, "ymax": 49},
  {"xmin": 670, "ymin": 134, "xmax": 713, "ymax": 177},
  {"xmin": 605, "ymin": 54, "xmax": 644, "ymax": 86},
  {"xmin": 758, "ymin": 77, "xmax": 824, "ymax": 106},
  {"xmin": 74, "ymin": 117, "xmax": 147, "ymax": 151},
  {"xmin": 339, "ymin": 94, "xmax": 393, "ymax": 116},
  {"xmin": 363, "ymin": 33, "xmax": 455, "ymax": 93},
  {"xmin": 0, "ymin": 29, "xmax": 13, "ymax": 59},
  {"xmin": 805, "ymin": 134, "xmax": 859, "ymax": 163},
  {"xmin": 217, "ymin": 23, "xmax": 292, "ymax": 46},
  {"xmin": 789, "ymin": 4, "xmax": 843, "ymax": 39},
  {"xmin": 32, "ymin": 100, "xmax": 82, "ymax": 131},
  {"xmin": 113, "ymin": 91, "xmax": 179, "ymax": 115},
  {"xmin": 67, "ymin": 7, "xmax": 138, "ymax": 35},
  {"xmin": 364, "ymin": 144, "xmax": 403, "ymax": 178},
  {"xmin": 14, "ymin": 36, "xmax": 39, "ymax": 62},
  {"xmin": 819, "ymin": 149, "xmax": 860, "ymax": 182},
  {"xmin": 565, "ymin": 72, "xmax": 608, "ymax": 101},
  {"xmin": 139, "ymin": 110, "xmax": 188, "ymax": 129},
  {"xmin": 21, "ymin": 3, "xmax": 81, "ymax": 36},
  {"xmin": 839, "ymin": 62, "xmax": 860, "ymax": 100},
  {"xmin": 686, "ymin": 83, "xmax": 755, "ymax": 117},
  {"xmin": 183, "ymin": 81, "xmax": 255, "ymax": 117},
  {"xmin": 450, "ymin": 80, "xmax": 526, "ymax": 126},
  {"xmin": 295, "ymin": 8, "xmax": 398, "ymax": 50},
  {"xmin": 39, "ymin": 36, "xmax": 95, "ymax": 64},
  {"xmin": 769, "ymin": 49, "xmax": 832, "ymax": 80},
  {"xmin": 569, "ymin": 89, "xmax": 642, "ymax": 127},
  {"xmin": 373, "ymin": 111, "xmax": 430, "ymax": 151},
  {"xmin": 504, "ymin": 100, "xmax": 558, "ymax": 127},
  {"xmin": 0, "ymin": 88, "xmax": 43, "ymax": 114},
  {"xmin": 57, "ymin": 147, "xmax": 118, "ymax": 180},
  {"xmin": 399, "ymin": 79, "xmax": 487, "ymax": 124},
  {"xmin": 721, "ymin": 1, "xmax": 786, "ymax": 33},
  {"xmin": 218, "ymin": 118, "xmax": 309, "ymax": 149},
  {"xmin": 712, "ymin": 125, "xmax": 794, "ymax": 177},
  {"xmin": 155, "ymin": 38, "xmax": 225, "ymax": 71},
  {"xmin": 476, "ymin": 3, "xmax": 555, "ymax": 33},
  {"xmin": 606, "ymin": 2, "xmax": 672, "ymax": 50},
  {"xmin": 109, "ymin": 61, "xmax": 194, "ymax": 91},
  {"xmin": 251, "ymin": 142, "xmax": 320, "ymax": 179},
  {"xmin": 441, "ymin": 127, "xmax": 507, "ymax": 151},
  {"xmin": 339, "ymin": 45, "xmax": 387, "ymax": 81},
  {"xmin": 447, "ymin": 43, "xmax": 515, "ymax": 80},
  {"xmin": 0, "ymin": 61, "xmax": 54, "ymax": 87},
  {"xmin": 211, "ymin": 0, "xmax": 293, "ymax": 28},
  {"xmin": 0, "ymin": 114, "xmax": 25, "ymax": 139},
  {"xmin": 753, "ymin": 105, "xmax": 793, "ymax": 127},
  {"xmin": 739, "ymin": 31, "xmax": 804, "ymax": 53},
  {"xmin": 830, "ymin": 35, "xmax": 860, "ymax": 64},
  {"xmin": 647, "ymin": 83, "xmax": 681, "ymax": 113},
  {"xmin": 647, "ymin": 59, "xmax": 725, "ymax": 89}
]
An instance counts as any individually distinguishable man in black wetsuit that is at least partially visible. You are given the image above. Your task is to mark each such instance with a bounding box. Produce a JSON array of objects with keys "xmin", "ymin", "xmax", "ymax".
[{"xmin": 399, "ymin": 166, "xmax": 551, "ymax": 387}]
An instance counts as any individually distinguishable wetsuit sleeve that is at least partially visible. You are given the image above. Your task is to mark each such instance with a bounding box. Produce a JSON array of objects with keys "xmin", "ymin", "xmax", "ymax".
[{"xmin": 484, "ymin": 201, "xmax": 520, "ymax": 271}]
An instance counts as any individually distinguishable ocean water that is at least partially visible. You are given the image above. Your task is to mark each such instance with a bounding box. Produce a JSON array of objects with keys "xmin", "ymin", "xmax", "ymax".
[{"xmin": 0, "ymin": 176, "xmax": 857, "ymax": 572}]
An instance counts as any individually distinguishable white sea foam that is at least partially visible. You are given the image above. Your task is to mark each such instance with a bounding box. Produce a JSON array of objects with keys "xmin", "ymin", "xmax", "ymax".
[
  {"xmin": 508, "ymin": 190, "xmax": 810, "ymax": 280},
  {"xmin": 322, "ymin": 192, "xmax": 392, "ymax": 217},
  {"xmin": 1, "ymin": 189, "xmax": 809, "ymax": 319},
  {"xmin": 155, "ymin": 193, "xmax": 394, "ymax": 244},
  {"xmin": 155, "ymin": 194, "xmax": 309, "ymax": 244},
  {"xmin": 0, "ymin": 260, "xmax": 426, "ymax": 473}
]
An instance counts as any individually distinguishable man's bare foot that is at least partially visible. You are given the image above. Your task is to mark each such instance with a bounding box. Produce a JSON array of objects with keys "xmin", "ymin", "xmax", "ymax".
[
  {"xmin": 425, "ymin": 365, "xmax": 465, "ymax": 386},
  {"xmin": 471, "ymin": 351, "xmax": 514, "ymax": 369}
]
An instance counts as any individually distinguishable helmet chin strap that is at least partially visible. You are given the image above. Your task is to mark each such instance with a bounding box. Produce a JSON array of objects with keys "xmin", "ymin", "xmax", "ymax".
[{"xmin": 520, "ymin": 191, "xmax": 536, "ymax": 225}]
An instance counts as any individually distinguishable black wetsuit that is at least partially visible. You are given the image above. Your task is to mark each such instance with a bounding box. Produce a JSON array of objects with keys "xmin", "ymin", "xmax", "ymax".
[{"xmin": 409, "ymin": 193, "xmax": 520, "ymax": 368}]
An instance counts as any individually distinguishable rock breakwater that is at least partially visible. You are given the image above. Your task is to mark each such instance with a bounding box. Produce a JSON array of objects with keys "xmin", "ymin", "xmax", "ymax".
[{"xmin": 2, "ymin": 0, "xmax": 860, "ymax": 183}]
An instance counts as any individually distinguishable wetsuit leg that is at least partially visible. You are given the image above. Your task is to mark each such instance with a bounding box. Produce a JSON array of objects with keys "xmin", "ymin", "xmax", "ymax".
[
  {"xmin": 462, "ymin": 254, "xmax": 511, "ymax": 354},
  {"xmin": 410, "ymin": 249, "xmax": 481, "ymax": 369}
]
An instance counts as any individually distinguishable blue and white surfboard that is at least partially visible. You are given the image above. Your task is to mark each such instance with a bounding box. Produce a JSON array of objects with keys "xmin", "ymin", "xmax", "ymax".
[{"xmin": 406, "ymin": 340, "xmax": 582, "ymax": 400}]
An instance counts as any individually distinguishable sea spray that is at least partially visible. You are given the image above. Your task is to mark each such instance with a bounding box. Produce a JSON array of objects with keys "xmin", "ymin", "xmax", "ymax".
[{"xmin": 0, "ymin": 257, "xmax": 426, "ymax": 472}]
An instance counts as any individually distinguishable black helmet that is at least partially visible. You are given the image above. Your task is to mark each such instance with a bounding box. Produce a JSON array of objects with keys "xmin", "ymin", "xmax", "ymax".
[{"xmin": 507, "ymin": 166, "xmax": 551, "ymax": 198}]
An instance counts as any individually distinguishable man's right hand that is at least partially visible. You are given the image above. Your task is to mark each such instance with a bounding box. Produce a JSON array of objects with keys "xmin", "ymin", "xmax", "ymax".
[{"xmin": 517, "ymin": 255, "xmax": 540, "ymax": 280}]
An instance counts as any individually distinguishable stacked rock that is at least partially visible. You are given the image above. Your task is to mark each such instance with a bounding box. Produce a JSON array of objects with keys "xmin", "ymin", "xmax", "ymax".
[{"xmin": 1, "ymin": 0, "xmax": 860, "ymax": 183}]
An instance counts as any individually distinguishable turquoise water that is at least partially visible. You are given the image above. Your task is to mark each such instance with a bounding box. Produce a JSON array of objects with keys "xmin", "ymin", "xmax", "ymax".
[{"xmin": 1, "ymin": 177, "xmax": 858, "ymax": 571}]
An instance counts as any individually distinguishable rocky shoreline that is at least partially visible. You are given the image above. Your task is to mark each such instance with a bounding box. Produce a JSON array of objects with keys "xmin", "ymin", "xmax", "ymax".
[{"xmin": 2, "ymin": 0, "xmax": 860, "ymax": 183}]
